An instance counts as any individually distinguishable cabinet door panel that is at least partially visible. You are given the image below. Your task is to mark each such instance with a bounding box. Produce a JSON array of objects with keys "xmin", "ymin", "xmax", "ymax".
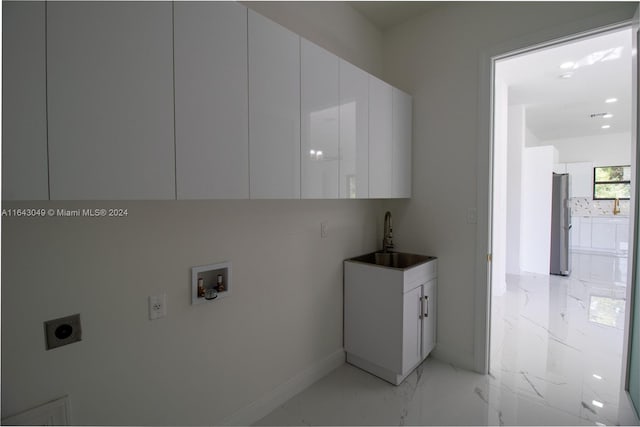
[
  {"xmin": 422, "ymin": 279, "xmax": 437, "ymax": 357},
  {"xmin": 47, "ymin": 2, "xmax": 175, "ymax": 200},
  {"xmin": 339, "ymin": 61, "xmax": 369, "ymax": 199},
  {"xmin": 592, "ymin": 219, "xmax": 617, "ymax": 250},
  {"xmin": 301, "ymin": 40, "xmax": 339, "ymax": 199},
  {"xmin": 402, "ymin": 286, "xmax": 422, "ymax": 374},
  {"xmin": 174, "ymin": 2, "xmax": 248, "ymax": 199},
  {"xmin": 248, "ymin": 10, "xmax": 300, "ymax": 199},
  {"xmin": 566, "ymin": 162, "xmax": 593, "ymax": 198},
  {"xmin": 392, "ymin": 88, "xmax": 412, "ymax": 198},
  {"xmin": 580, "ymin": 217, "xmax": 592, "ymax": 249},
  {"xmin": 2, "ymin": 1, "xmax": 49, "ymax": 200},
  {"xmin": 369, "ymin": 77, "xmax": 393, "ymax": 198}
]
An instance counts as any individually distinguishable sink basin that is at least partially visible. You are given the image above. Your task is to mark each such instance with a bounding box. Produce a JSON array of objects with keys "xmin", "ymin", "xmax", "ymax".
[{"xmin": 348, "ymin": 251, "xmax": 435, "ymax": 270}]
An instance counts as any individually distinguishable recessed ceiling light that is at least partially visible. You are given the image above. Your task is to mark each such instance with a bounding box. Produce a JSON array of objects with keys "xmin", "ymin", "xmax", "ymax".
[
  {"xmin": 592, "ymin": 400, "xmax": 604, "ymax": 408},
  {"xmin": 603, "ymin": 114, "xmax": 613, "ymax": 119},
  {"xmin": 560, "ymin": 61, "xmax": 575, "ymax": 69},
  {"xmin": 605, "ymin": 98, "xmax": 618, "ymax": 103},
  {"xmin": 602, "ymin": 125, "xmax": 611, "ymax": 129},
  {"xmin": 593, "ymin": 374, "xmax": 603, "ymax": 380},
  {"xmin": 560, "ymin": 72, "xmax": 573, "ymax": 79}
]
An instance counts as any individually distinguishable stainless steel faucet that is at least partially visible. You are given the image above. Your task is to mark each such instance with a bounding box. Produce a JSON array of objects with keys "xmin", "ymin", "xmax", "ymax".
[{"xmin": 383, "ymin": 211, "xmax": 394, "ymax": 252}]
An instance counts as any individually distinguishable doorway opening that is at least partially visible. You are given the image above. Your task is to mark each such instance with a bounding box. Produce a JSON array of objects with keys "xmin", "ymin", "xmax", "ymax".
[{"xmin": 489, "ymin": 26, "xmax": 637, "ymax": 424}]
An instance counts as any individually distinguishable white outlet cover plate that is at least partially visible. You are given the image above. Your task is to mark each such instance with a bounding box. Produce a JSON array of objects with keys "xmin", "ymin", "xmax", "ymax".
[
  {"xmin": 148, "ymin": 294, "xmax": 166, "ymax": 320},
  {"xmin": 321, "ymin": 221, "xmax": 329, "ymax": 238}
]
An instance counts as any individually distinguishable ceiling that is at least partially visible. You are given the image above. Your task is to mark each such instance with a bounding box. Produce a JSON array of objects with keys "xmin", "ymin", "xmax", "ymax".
[
  {"xmin": 348, "ymin": 2, "xmax": 441, "ymax": 31},
  {"xmin": 497, "ymin": 28, "xmax": 633, "ymax": 141}
]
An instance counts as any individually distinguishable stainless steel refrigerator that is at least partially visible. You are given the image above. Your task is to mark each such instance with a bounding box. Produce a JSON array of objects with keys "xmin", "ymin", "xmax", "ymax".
[{"xmin": 550, "ymin": 173, "xmax": 571, "ymax": 276}]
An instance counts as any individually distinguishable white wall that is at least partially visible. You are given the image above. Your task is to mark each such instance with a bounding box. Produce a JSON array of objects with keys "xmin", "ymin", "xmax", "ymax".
[
  {"xmin": 380, "ymin": 1, "xmax": 637, "ymax": 370},
  {"xmin": 242, "ymin": 1, "xmax": 383, "ymax": 77},
  {"xmin": 1, "ymin": 4, "xmax": 384, "ymax": 425},
  {"xmin": 521, "ymin": 146, "xmax": 556, "ymax": 274},
  {"xmin": 506, "ymin": 105, "xmax": 526, "ymax": 275},
  {"xmin": 1, "ymin": 201, "xmax": 379, "ymax": 425},
  {"xmin": 541, "ymin": 131, "xmax": 632, "ymax": 166},
  {"xmin": 525, "ymin": 126, "xmax": 540, "ymax": 148}
]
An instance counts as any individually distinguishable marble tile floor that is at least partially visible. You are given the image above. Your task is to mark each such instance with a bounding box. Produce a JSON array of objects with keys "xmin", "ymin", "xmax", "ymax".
[{"xmin": 256, "ymin": 271, "xmax": 638, "ymax": 426}]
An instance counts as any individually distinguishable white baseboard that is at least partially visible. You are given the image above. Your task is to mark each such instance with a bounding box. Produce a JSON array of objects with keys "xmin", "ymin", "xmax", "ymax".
[{"xmin": 219, "ymin": 349, "xmax": 345, "ymax": 426}]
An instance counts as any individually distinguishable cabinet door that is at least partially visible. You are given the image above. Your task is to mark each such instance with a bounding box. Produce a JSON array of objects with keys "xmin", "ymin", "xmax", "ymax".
[
  {"xmin": 616, "ymin": 218, "xmax": 630, "ymax": 252},
  {"xmin": 392, "ymin": 88, "xmax": 412, "ymax": 198},
  {"xmin": 301, "ymin": 39, "xmax": 339, "ymax": 199},
  {"xmin": 579, "ymin": 217, "xmax": 592, "ymax": 249},
  {"xmin": 566, "ymin": 162, "xmax": 593, "ymax": 198},
  {"xmin": 570, "ymin": 216, "xmax": 580, "ymax": 249},
  {"xmin": 402, "ymin": 286, "xmax": 422, "ymax": 374},
  {"xmin": 591, "ymin": 219, "xmax": 617, "ymax": 250},
  {"xmin": 47, "ymin": 2, "xmax": 175, "ymax": 200},
  {"xmin": 174, "ymin": 2, "xmax": 248, "ymax": 199},
  {"xmin": 369, "ymin": 76, "xmax": 393, "ymax": 198},
  {"xmin": 422, "ymin": 279, "xmax": 437, "ymax": 357},
  {"xmin": 2, "ymin": 1, "xmax": 49, "ymax": 200},
  {"xmin": 248, "ymin": 10, "xmax": 301, "ymax": 199},
  {"xmin": 339, "ymin": 60, "xmax": 369, "ymax": 199}
]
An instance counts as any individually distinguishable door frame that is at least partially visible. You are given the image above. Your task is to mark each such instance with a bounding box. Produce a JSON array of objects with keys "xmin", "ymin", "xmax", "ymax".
[
  {"xmin": 623, "ymin": 5, "xmax": 640, "ymax": 416},
  {"xmin": 475, "ymin": 8, "xmax": 637, "ymax": 381}
]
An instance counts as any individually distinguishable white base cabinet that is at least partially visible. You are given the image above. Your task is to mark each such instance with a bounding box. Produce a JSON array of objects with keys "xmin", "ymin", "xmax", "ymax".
[{"xmin": 344, "ymin": 256, "xmax": 437, "ymax": 385}]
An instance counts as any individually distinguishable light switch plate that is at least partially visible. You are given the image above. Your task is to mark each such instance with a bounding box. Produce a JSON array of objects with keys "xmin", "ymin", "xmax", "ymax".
[{"xmin": 321, "ymin": 221, "xmax": 329, "ymax": 238}]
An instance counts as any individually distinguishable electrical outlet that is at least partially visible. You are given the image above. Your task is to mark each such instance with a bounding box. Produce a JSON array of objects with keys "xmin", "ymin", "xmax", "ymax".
[
  {"xmin": 467, "ymin": 208, "xmax": 477, "ymax": 224},
  {"xmin": 148, "ymin": 294, "xmax": 166, "ymax": 320},
  {"xmin": 321, "ymin": 221, "xmax": 329, "ymax": 238},
  {"xmin": 44, "ymin": 314, "xmax": 82, "ymax": 350}
]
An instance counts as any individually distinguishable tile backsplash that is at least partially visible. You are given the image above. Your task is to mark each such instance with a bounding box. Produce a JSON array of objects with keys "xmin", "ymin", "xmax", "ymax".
[{"xmin": 569, "ymin": 197, "xmax": 630, "ymax": 217}]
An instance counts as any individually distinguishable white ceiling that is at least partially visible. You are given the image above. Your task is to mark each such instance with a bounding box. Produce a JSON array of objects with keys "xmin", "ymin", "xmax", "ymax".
[
  {"xmin": 497, "ymin": 28, "xmax": 633, "ymax": 141},
  {"xmin": 348, "ymin": 1, "xmax": 441, "ymax": 31}
]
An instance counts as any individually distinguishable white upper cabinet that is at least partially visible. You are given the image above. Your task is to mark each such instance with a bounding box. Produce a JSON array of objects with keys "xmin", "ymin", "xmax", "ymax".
[
  {"xmin": 248, "ymin": 10, "xmax": 301, "ymax": 199},
  {"xmin": 2, "ymin": 2, "xmax": 49, "ymax": 200},
  {"xmin": 566, "ymin": 162, "xmax": 593, "ymax": 198},
  {"xmin": 47, "ymin": 2, "xmax": 175, "ymax": 200},
  {"xmin": 301, "ymin": 39, "xmax": 340, "ymax": 199},
  {"xmin": 4, "ymin": 4, "xmax": 410, "ymax": 201},
  {"xmin": 174, "ymin": 2, "xmax": 249, "ymax": 199},
  {"xmin": 392, "ymin": 88, "xmax": 412, "ymax": 198},
  {"xmin": 339, "ymin": 60, "xmax": 369, "ymax": 199},
  {"xmin": 369, "ymin": 76, "xmax": 393, "ymax": 198}
]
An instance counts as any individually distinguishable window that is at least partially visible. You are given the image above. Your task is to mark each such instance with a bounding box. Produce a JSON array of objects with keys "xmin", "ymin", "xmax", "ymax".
[{"xmin": 593, "ymin": 165, "xmax": 631, "ymax": 200}]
